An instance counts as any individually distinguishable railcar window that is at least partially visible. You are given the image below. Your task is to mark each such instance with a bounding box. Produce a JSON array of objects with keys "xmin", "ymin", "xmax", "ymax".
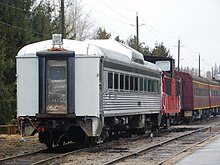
[
  {"xmin": 130, "ymin": 76, "xmax": 134, "ymax": 90},
  {"xmin": 120, "ymin": 74, "xmax": 124, "ymax": 90},
  {"xmin": 148, "ymin": 79, "xmax": 151, "ymax": 92},
  {"xmin": 114, "ymin": 73, "xmax": 119, "ymax": 90},
  {"xmin": 194, "ymin": 88, "xmax": 199, "ymax": 96},
  {"xmin": 49, "ymin": 66, "xmax": 66, "ymax": 80},
  {"xmin": 176, "ymin": 80, "xmax": 180, "ymax": 96},
  {"xmin": 125, "ymin": 75, "xmax": 129, "ymax": 90},
  {"xmin": 195, "ymin": 88, "xmax": 208, "ymax": 96},
  {"xmin": 156, "ymin": 81, "xmax": 159, "ymax": 93},
  {"xmin": 140, "ymin": 78, "xmax": 143, "ymax": 91},
  {"xmin": 108, "ymin": 72, "xmax": 113, "ymax": 89},
  {"xmin": 158, "ymin": 81, "xmax": 161, "ymax": 94},
  {"xmin": 144, "ymin": 79, "xmax": 147, "ymax": 91},
  {"xmin": 135, "ymin": 77, "xmax": 138, "ymax": 91},
  {"xmin": 166, "ymin": 78, "xmax": 171, "ymax": 95},
  {"xmin": 152, "ymin": 80, "xmax": 155, "ymax": 93}
]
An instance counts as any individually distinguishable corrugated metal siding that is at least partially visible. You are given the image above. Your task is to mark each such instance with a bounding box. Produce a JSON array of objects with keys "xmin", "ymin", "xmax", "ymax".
[{"xmin": 103, "ymin": 93, "xmax": 161, "ymax": 117}]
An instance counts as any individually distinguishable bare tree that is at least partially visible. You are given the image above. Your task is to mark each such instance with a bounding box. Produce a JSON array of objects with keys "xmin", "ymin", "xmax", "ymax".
[{"xmin": 65, "ymin": 0, "xmax": 94, "ymax": 40}]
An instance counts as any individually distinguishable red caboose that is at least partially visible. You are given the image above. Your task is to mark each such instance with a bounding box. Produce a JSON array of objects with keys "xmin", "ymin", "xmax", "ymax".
[
  {"xmin": 162, "ymin": 75, "xmax": 181, "ymax": 114},
  {"xmin": 144, "ymin": 56, "xmax": 181, "ymax": 126}
]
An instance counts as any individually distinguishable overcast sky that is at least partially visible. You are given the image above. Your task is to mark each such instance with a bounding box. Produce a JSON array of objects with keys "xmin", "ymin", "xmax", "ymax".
[{"xmin": 83, "ymin": 0, "xmax": 220, "ymax": 75}]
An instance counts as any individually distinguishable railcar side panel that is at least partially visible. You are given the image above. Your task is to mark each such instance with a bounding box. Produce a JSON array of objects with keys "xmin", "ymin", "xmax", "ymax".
[
  {"xmin": 175, "ymin": 71, "xmax": 194, "ymax": 110},
  {"xmin": 103, "ymin": 94, "xmax": 161, "ymax": 116},
  {"xmin": 75, "ymin": 56, "xmax": 101, "ymax": 117},
  {"xmin": 16, "ymin": 57, "xmax": 38, "ymax": 116},
  {"xmin": 209, "ymin": 84, "xmax": 220, "ymax": 108},
  {"xmin": 102, "ymin": 60, "xmax": 162, "ymax": 117},
  {"xmin": 193, "ymin": 80, "xmax": 210, "ymax": 110}
]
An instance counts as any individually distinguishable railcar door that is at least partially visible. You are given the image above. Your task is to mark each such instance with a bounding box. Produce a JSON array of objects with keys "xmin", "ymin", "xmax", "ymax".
[{"xmin": 36, "ymin": 51, "xmax": 75, "ymax": 115}]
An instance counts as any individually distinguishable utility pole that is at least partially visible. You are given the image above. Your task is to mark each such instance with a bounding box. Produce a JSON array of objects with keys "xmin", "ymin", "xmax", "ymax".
[
  {"xmin": 199, "ymin": 53, "xmax": 201, "ymax": 77},
  {"xmin": 177, "ymin": 38, "xmax": 180, "ymax": 71},
  {"xmin": 61, "ymin": 0, "xmax": 65, "ymax": 39},
  {"xmin": 136, "ymin": 12, "xmax": 139, "ymax": 51}
]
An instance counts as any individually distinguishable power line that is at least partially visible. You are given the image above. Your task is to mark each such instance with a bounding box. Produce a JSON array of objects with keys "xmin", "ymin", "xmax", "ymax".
[
  {"xmin": 109, "ymin": 0, "xmax": 136, "ymax": 13},
  {"xmin": 180, "ymin": 42, "xmax": 212, "ymax": 72},
  {"xmin": 84, "ymin": 2, "xmax": 131, "ymax": 25},
  {"xmin": 96, "ymin": 0, "xmax": 133, "ymax": 23},
  {"xmin": 0, "ymin": 20, "xmax": 49, "ymax": 37},
  {"xmin": 89, "ymin": 16, "xmax": 128, "ymax": 39},
  {"xmin": 0, "ymin": 2, "xmax": 25, "ymax": 12},
  {"xmin": 94, "ymin": 1, "xmax": 177, "ymax": 45},
  {"xmin": 133, "ymin": 14, "xmax": 176, "ymax": 47},
  {"xmin": 139, "ymin": 15, "xmax": 177, "ymax": 39}
]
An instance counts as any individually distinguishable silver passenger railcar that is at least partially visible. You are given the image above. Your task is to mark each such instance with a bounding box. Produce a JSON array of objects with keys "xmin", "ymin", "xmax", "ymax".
[{"xmin": 17, "ymin": 35, "xmax": 162, "ymax": 148}]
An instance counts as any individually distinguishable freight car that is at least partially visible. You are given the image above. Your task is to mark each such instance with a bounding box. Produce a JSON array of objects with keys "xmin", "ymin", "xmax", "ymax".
[{"xmin": 17, "ymin": 34, "xmax": 162, "ymax": 148}]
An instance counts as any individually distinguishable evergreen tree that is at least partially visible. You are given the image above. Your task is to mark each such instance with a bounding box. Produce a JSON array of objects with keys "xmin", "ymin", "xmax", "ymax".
[
  {"xmin": 0, "ymin": 0, "xmax": 35, "ymax": 124},
  {"xmin": 126, "ymin": 35, "xmax": 139, "ymax": 50},
  {"xmin": 126, "ymin": 35, "xmax": 151, "ymax": 56},
  {"xmin": 0, "ymin": 0, "xmax": 57, "ymax": 124},
  {"xmin": 151, "ymin": 42, "xmax": 172, "ymax": 57},
  {"xmin": 30, "ymin": 1, "xmax": 54, "ymax": 42},
  {"xmin": 93, "ymin": 27, "xmax": 111, "ymax": 39}
]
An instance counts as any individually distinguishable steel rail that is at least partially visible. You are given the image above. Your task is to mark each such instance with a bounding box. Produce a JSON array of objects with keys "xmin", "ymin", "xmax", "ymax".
[
  {"xmin": 103, "ymin": 126, "xmax": 214, "ymax": 165},
  {"xmin": 156, "ymin": 130, "xmax": 220, "ymax": 165}
]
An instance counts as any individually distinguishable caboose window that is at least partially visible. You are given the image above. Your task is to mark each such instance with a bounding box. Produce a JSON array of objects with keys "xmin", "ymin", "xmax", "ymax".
[
  {"xmin": 108, "ymin": 72, "xmax": 113, "ymax": 89},
  {"xmin": 166, "ymin": 78, "xmax": 171, "ymax": 95},
  {"xmin": 176, "ymin": 80, "xmax": 180, "ymax": 96},
  {"xmin": 49, "ymin": 66, "xmax": 66, "ymax": 80}
]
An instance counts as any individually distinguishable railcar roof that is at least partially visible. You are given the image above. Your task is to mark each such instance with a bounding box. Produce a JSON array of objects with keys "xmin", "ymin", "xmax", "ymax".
[
  {"xmin": 17, "ymin": 39, "xmax": 160, "ymax": 72},
  {"xmin": 176, "ymin": 71, "xmax": 220, "ymax": 86}
]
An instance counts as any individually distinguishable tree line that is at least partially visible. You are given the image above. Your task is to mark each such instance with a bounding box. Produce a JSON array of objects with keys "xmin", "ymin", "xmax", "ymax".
[{"xmin": 0, "ymin": 0, "xmax": 170, "ymax": 124}]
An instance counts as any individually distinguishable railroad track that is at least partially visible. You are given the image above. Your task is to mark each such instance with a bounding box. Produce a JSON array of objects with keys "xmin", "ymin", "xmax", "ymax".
[
  {"xmin": 0, "ymin": 144, "xmax": 88, "ymax": 165},
  {"xmin": 104, "ymin": 125, "xmax": 220, "ymax": 165},
  {"xmin": 1, "ymin": 119, "xmax": 220, "ymax": 164}
]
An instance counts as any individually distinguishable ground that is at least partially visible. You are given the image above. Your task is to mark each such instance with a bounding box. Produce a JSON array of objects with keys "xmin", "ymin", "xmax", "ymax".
[{"xmin": 0, "ymin": 134, "xmax": 45, "ymax": 159}]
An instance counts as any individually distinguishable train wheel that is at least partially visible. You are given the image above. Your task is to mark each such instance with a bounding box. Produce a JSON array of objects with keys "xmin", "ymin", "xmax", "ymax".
[
  {"xmin": 84, "ymin": 136, "xmax": 96, "ymax": 146},
  {"xmin": 45, "ymin": 133, "xmax": 53, "ymax": 149},
  {"xmin": 58, "ymin": 140, "xmax": 64, "ymax": 147},
  {"xmin": 139, "ymin": 127, "xmax": 147, "ymax": 135},
  {"xmin": 45, "ymin": 137, "xmax": 53, "ymax": 149}
]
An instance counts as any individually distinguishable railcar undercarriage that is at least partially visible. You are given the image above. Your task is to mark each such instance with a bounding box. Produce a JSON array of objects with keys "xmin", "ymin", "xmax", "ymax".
[{"xmin": 19, "ymin": 113, "xmax": 160, "ymax": 149}]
